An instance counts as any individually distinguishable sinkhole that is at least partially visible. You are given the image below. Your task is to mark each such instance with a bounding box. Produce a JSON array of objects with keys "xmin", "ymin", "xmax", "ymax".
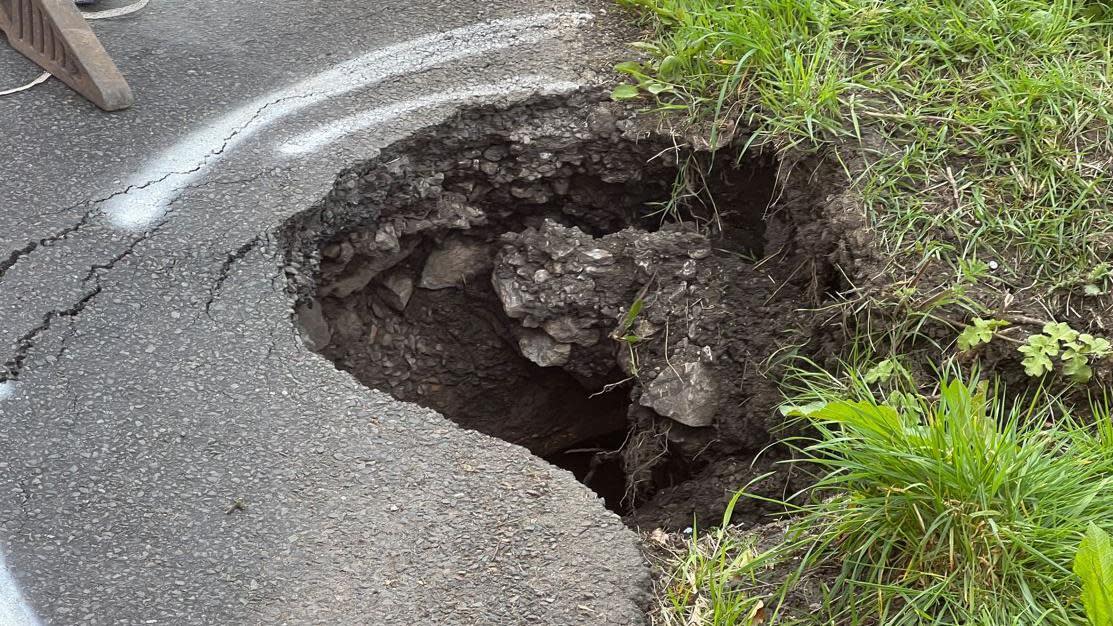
[{"xmin": 282, "ymin": 92, "xmax": 836, "ymax": 528}]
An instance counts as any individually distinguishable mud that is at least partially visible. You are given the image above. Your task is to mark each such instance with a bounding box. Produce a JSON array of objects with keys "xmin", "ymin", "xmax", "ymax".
[{"xmin": 280, "ymin": 90, "xmax": 847, "ymax": 528}]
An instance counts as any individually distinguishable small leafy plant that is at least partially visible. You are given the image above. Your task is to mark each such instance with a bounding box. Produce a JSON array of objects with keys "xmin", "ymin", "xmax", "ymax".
[
  {"xmin": 611, "ymin": 61, "xmax": 676, "ymax": 102},
  {"xmin": 957, "ymin": 317, "xmax": 1010, "ymax": 351},
  {"xmin": 617, "ymin": 298, "xmax": 646, "ymax": 375},
  {"xmin": 1018, "ymin": 322, "xmax": 1112, "ymax": 383},
  {"xmin": 956, "ymin": 319, "xmax": 1112, "ymax": 383},
  {"xmin": 1083, "ymin": 263, "xmax": 1113, "ymax": 296},
  {"xmin": 1075, "ymin": 524, "xmax": 1113, "ymax": 626},
  {"xmin": 863, "ymin": 357, "xmax": 911, "ymax": 385}
]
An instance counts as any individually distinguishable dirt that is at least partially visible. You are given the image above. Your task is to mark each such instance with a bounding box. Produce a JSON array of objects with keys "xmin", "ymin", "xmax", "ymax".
[{"xmin": 280, "ymin": 89, "xmax": 851, "ymax": 530}]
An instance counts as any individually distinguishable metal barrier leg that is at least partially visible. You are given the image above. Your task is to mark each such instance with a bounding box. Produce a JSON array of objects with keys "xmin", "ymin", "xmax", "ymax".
[{"xmin": 0, "ymin": 0, "xmax": 133, "ymax": 111}]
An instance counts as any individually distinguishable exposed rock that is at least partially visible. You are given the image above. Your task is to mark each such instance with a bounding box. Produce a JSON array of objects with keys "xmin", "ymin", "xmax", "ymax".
[
  {"xmin": 483, "ymin": 145, "xmax": 508, "ymax": 161},
  {"xmin": 420, "ymin": 238, "xmax": 491, "ymax": 289},
  {"xmin": 491, "ymin": 273, "xmax": 530, "ymax": 319},
  {"xmin": 638, "ymin": 361, "xmax": 718, "ymax": 428},
  {"xmin": 517, "ymin": 330, "xmax": 572, "ymax": 367},
  {"xmin": 295, "ymin": 299, "xmax": 331, "ymax": 351},
  {"xmin": 314, "ymin": 198, "xmax": 490, "ymax": 300},
  {"xmin": 319, "ymin": 244, "xmax": 415, "ymax": 298},
  {"xmin": 321, "ymin": 262, "xmax": 378, "ymax": 299},
  {"xmin": 330, "ymin": 307, "xmax": 366, "ymax": 343},
  {"xmin": 542, "ymin": 317, "xmax": 599, "ymax": 347},
  {"xmin": 492, "ymin": 219, "xmax": 677, "ymax": 326},
  {"xmin": 581, "ymin": 248, "xmax": 614, "ymax": 264},
  {"xmin": 379, "ymin": 271, "xmax": 415, "ymax": 311},
  {"xmin": 491, "ymin": 219, "xmax": 717, "ymax": 388}
]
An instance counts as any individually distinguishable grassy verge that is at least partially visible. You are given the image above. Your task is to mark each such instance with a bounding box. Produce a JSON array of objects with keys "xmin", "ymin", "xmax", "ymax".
[
  {"xmin": 616, "ymin": 0, "xmax": 1113, "ymax": 294},
  {"xmin": 618, "ymin": 1, "xmax": 1113, "ymax": 623}
]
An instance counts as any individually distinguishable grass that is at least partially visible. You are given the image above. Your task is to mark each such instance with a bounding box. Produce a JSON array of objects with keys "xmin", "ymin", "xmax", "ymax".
[
  {"xmin": 619, "ymin": 1, "xmax": 1113, "ymax": 622},
  {"xmin": 615, "ymin": 0, "xmax": 1113, "ymax": 293},
  {"xmin": 779, "ymin": 375, "xmax": 1113, "ymax": 624},
  {"xmin": 647, "ymin": 493, "xmax": 768, "ymax": 626},
  {"xmin": 655, "ymin": 375, "xmax": 1113, "ymax": 624}
]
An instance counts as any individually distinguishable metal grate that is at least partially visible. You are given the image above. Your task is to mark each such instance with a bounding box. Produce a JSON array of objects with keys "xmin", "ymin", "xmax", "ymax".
[{"xmin": 0, "ymin": 0, "xmax": 133, "ymax": 110}]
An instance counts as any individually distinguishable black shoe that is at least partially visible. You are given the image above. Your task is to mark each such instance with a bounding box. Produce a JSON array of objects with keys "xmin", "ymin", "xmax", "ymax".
[{"xmin": 75, "ymin": 0, "xmax": 97, "ymax": 5}]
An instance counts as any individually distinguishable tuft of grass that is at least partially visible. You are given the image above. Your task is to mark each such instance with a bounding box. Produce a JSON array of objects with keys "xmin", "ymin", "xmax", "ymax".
[
  {"xmin": 648, "ymin": 493, "xmax": 768, "ymax": 626},
  {"xmin": 770, "ymin": 375, "xmax": 1113, "ymax": 625},
  {"xmin": 616, "ymin": 0, "xmax": 1113, "ymax": 294}
]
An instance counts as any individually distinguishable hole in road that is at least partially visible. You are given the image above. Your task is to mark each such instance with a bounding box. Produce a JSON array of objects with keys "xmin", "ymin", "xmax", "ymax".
[{"xmin": 281, "ymin": 93, "xmax": 835, "ymax": 527}]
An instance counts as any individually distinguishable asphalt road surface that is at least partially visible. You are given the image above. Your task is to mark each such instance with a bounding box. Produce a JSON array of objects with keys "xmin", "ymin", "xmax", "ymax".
[{"xmin": 0, "ymin": 1, "xmax": 650, "ymax": 623}]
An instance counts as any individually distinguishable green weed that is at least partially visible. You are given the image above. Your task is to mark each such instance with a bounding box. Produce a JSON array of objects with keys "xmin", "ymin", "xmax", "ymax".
[
  {"xmin": 956, "ymin": 317, "xmax": 1010, "ymax": 351},
  {"xmin": 954, "ymin": 318, "xmax": 1113, "ymax": 383},
  {"xmin": 1075, "ymin": 524, "xmax": 1113, "ymax": 626},
  {"xmin": 649, "ymin": 493, "xmax": 768, "ymax": 626},
  {"xmin": 618, "ymin": 297, "xmax": 647, "ymax": 375},
  {"xmin": 772, "ymin": 376, "xmax": 1113, "ymax": 624}
]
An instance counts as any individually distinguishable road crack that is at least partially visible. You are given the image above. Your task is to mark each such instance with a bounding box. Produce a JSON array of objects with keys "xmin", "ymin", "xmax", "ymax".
[
  {"xmin": 2, "ymin": 285, "xmax": 102, "ymax": 382},
  {"xmin": 0, "ymin": 208, "xmax": 97, "ymax": 282},
  {"xmin": 1, "ymin": 220, "xmax": 165, "ymax": 382},
  {"xmin": 205, "ymin": 235, "xmax": 264, "ymax": 318},
  {"xmin": 2, "ymin": 161, "xmax": 283, "ymax": 382}
]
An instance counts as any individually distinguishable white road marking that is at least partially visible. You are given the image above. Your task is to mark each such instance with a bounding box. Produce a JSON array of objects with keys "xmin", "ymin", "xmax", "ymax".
[
  {"xmin": 278, "ymin": 76, "xmax": 580, "ymax": 155},
  {"xmin": 0, "ymin": 552, "xmax": 39, "ymax": 626},
  {"xmin": 101, "ymin": 12, "xmax": 592, "ymax": 231},
  {"xmin": 0, "ymin": 388, "xmax": 34, "ymax": 626},
  {"xmin": 2, "ymin": 19, "xmax": 587, "ymax": 622},
  {"xmin": 82, "ymin": 0, "xmax": 149, "ymax": 20}
]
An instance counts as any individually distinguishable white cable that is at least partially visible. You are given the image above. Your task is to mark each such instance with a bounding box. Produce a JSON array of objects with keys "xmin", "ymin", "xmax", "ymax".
[{"xmin": 0, "ymin": 71, "xmax": 50, "ymax": 96}]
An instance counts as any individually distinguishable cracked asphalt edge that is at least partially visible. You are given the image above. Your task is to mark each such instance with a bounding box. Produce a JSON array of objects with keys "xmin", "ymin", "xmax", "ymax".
[{"xmin": 0, "ymin": 170, "xmax": 272, "ymax": 381}]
